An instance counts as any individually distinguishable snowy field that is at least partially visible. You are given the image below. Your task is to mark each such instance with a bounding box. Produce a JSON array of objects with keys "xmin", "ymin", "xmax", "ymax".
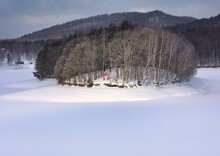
[{"xmin": 0, "ymin": 66, "xmax": 220, "ymax": 156}]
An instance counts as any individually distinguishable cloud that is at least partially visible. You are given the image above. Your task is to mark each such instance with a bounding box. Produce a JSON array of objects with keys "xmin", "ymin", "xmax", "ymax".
[
  {"xmin": 131, "ymin": 7, "xmax": 157, "ymax": 13},
  {"xmin": 166, "ymin": 3, "xmax": 213, "ymax": 18},
  {"xmin": 131, "ymin": 2, "xmax": 219, "ymax": 18},
  {"xmin": 23, "ymin": 14, "xmax": 85, "ymax": 26}
]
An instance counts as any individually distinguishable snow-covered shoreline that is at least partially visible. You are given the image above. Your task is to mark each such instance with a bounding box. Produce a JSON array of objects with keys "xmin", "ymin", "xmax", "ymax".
[{"xmin": 0, "ymin": 67, "xmax": 208, "ymax": 103}]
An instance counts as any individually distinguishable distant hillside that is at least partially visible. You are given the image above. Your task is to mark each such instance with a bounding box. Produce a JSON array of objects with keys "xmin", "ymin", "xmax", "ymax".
[
  {"xmin": 20, "ymin": 10, "xmax": 196, "ymax": 41},
  {"xmin": 168, "ymin": 14, "xmax": 220, "ymax": 33},
  {"xmin": 183, "ymin": 27, "xmax": 220, "ymax": 67},
  {"xmin": 166, "ymin": 13, "xmax": 220, "ymax": 67}
]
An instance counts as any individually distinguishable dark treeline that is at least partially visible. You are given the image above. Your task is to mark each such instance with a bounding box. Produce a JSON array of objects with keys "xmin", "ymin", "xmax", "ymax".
[
  {"xmin": 34, "ymin": 35, "xmax": 78, "ymax": 79},
  {"xmin": 35, "ymin": 22, "xmax": 197, "ymax": 86},
  {"xmin": 168, "ymin": 13, "xmax": 220, "ymax": 67},
  {"xmin": 184, "ymin": 27, "xmax": 220, "ymax": 67},
  {"xmin": 0, "ymin": 39, "xmax": 47, "ymax": 62},
  {"xmin": 168, "ymin": 14, "xmax": 220, "ymax": 34}
]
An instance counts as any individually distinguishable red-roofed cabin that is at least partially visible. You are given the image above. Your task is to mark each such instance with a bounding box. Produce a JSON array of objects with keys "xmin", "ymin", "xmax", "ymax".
[
  {"xmin": 102, "ymin": 66, "xmax": 111, "ymax": 80},
  {"xmin": 102, "ymin": 73, "xmax": 110, "ymax": 80}
]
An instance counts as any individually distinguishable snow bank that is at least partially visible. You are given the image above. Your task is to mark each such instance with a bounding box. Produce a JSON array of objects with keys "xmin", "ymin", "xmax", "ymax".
[{"xmin": 0, "ymin": 72, "xmax": 207, "ymax": 103}]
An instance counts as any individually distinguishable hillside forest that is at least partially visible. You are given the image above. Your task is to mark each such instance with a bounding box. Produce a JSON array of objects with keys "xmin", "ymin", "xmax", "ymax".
[{"xmin": 184, "ymin": 27, "xmax": 220, "ymax": 67}]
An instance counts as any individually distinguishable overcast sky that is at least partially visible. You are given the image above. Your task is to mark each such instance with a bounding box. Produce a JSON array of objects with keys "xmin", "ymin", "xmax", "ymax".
[{"xmin": 0, "ymin": 0, "xmax": 219, "ymax": 39}]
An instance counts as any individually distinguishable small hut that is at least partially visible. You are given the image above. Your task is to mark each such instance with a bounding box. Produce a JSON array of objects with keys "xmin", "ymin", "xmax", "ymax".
[{"xmin": 102, "ymin": 65, "xmax": 111, "ymax": 80}]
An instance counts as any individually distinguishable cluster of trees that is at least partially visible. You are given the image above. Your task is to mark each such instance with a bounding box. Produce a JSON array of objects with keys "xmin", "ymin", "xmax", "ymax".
[
  {"xmin": 35, "ymin": 22, "xmax": 197, "ymax": 86},
  {"xmin": 34, "ymin": 34, "xmax": 79, "ymax": 79}
]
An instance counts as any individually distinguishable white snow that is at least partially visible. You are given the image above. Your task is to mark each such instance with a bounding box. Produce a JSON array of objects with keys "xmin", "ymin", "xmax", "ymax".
[{"xmin": 0, "ymin": 66, "xmax": 220, "ymax": 156}]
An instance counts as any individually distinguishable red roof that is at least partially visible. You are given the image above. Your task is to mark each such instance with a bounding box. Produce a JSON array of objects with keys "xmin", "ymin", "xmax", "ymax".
[{"xmin": 102, "ymin": 73, "xmax": 110, "ymax": 77}]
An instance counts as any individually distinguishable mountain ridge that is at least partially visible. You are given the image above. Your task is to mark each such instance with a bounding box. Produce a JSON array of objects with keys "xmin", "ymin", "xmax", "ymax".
[
  {"xmin": 19, "ymin": 10, "xmax": 197, "ymax": 41},
  {"xmin": 168, "ymin": 13, "xmax": 220, "ymax": 33}
]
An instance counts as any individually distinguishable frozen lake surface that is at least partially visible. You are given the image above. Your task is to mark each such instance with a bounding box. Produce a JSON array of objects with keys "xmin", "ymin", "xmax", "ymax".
[{"xmin": 0, "ymin": 67, "xmax": 219, "ymax": 156}]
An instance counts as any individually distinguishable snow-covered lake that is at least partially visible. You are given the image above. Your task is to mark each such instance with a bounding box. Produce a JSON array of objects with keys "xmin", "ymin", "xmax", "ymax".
[{"xmin": 0, "ymin": 67, "xmax": 220, "ymax": 156}]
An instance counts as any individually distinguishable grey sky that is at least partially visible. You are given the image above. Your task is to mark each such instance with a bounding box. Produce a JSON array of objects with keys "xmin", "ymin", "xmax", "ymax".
[{"xmin": 0, "ymin": 0, "xmax": 219, "ymax": 39}]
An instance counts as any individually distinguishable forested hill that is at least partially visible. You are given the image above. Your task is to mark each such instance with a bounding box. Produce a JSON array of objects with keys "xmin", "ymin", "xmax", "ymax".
[
  {"xmin": 168, "ymin": 14, "xmax": 220, "ymax": 33},
  {"xmin": 167, "ymin": 13, "xmax": 220, "ymax": 67},
  {"xmin": 20, "ymin": 10, "xmax": 196, "ymax": 41}
]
